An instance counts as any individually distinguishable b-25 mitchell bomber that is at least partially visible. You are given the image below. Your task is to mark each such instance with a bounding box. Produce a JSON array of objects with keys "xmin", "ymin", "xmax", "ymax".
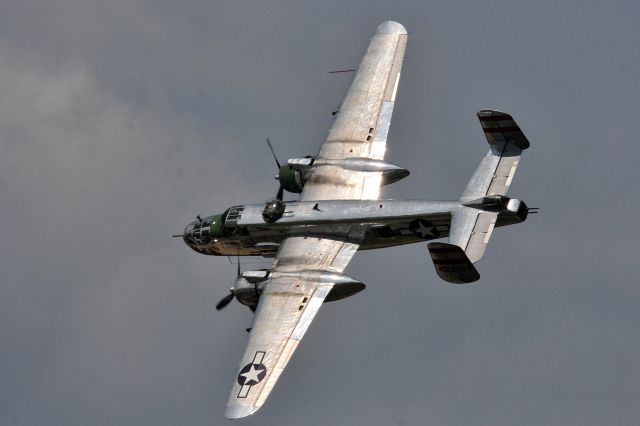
[{"xmin": 179, "ymin": 21, "xmax": 535, "ymax": 419}]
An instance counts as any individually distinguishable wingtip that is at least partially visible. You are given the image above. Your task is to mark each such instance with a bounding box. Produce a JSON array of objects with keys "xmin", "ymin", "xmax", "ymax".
[
  {"xmin": 376, "ymin": 21, "xmax": 407, "ymax": 35},
  {"xmin": 225, "ymin": 404, "xmax": 260, "ymax": 420},
  {"xmin": 477, "ymin": 109, "xmax": 512, "ymax": 119}
]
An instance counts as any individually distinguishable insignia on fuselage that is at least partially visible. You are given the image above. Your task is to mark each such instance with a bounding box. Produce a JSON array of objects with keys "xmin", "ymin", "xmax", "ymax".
[{"xmin": 409, "ymin": 219, "xmax": 440, "ymax": 239}]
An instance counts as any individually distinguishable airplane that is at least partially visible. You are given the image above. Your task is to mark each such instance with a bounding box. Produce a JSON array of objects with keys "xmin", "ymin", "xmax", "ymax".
[{"xmin": 178, "ymin": 21, "xmax": 535, "ymax": 419}]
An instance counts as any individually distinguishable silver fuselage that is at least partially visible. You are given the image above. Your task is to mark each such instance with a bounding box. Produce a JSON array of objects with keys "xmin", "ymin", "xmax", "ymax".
[{"xmin": 183, "ymin": 199, "xmax": 462, "ymax": 256}]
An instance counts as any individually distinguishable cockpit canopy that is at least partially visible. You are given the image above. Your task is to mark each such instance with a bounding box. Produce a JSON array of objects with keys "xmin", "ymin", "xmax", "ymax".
[{"xmin": 183, "ymin": 213, "xmax": 226, "ymax": 246}]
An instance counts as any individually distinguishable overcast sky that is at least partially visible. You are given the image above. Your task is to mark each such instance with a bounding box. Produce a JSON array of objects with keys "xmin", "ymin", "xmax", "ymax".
[{"xmin": 2, "ymin": 1, "xmax": 640, "ymax": 425}]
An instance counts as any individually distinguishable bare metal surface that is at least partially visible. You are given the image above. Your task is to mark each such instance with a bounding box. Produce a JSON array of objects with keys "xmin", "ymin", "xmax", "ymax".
[
  {"xmin": 225, "ymin": 239, "xmax": 359, "ymax": 418},
  {"xmin": 460, "ymin": 111, "xmax": 528, "ymax": 202},
  {"xmin": 449, "ymin": 111, "xmax": 530, "ymax": 263},
  {"xmin": 217, "ymin": 27, "xmax": 534, "ymax": 420},
  {"xmin": 186, "ymin": 199, "xmax": 457, "ymax": 256},
  {"xmin": 224, "ymin": 21, "xmax": 408, "ymax": 412},
  {"xmin": 301, "ymin": 21, "xmax": 407, "ymax": 201}
]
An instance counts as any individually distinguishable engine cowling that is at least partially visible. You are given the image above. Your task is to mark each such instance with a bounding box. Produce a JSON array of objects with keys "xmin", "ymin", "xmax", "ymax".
[
  {"xmin": 278, "ymin": 156, "xmax": 410, "ymax": 194},
  {"xmin": 231, "ymin": 270, "xmax": 367, "ymax": 311},
  {"xmin": 232, "ymin": 277, "xmax": 260, "ymax": 309},
  {"xmin": 277, "ymin": 164, "xmax": 305, "ymax": 193}
]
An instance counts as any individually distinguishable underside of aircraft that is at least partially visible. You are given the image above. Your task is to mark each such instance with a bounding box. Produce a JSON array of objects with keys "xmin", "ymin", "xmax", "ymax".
[{"xmin": 178, "ymin": 20, "xmax": 535, "ymax": 419}]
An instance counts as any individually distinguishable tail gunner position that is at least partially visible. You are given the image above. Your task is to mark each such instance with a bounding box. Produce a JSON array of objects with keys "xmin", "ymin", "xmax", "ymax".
[{"xmin": 177, "ymin": 21, "xmax": 536, "ymax": 419}]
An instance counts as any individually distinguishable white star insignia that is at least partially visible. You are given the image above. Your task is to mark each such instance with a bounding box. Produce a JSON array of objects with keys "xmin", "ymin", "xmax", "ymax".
[
  {"xmin": 416, "ymin": 221, "xmax": 435, "ymax": 238},
  {"xmin": 241, "ymin": 364, "xmax": 264, "ymax": 384}
]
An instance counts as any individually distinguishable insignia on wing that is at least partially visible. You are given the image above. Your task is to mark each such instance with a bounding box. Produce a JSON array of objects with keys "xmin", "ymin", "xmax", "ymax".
[
  {"xmin": 237, "ymin": 363, "xmax": 267, "ymax": 386},
  {"xmin": 236, "ymin": 351, "xmax": 267, "ymax": 398}
]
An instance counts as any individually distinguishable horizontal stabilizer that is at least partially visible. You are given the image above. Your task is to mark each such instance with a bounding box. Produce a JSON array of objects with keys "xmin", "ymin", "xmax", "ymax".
[
  {"xmin": 461, "ymin": 110, "xmax": 529, "ymax": 203},
  {"xmin": 427, "ymin": 242, "xmax": 480, "ymax": 284},
  {"xmin": 477, "ymin": 110, "xmax": 529, "ymax": 150},
  {"xmin": 451, "ymin": 110, "xmax": 530, "ymax": 266}
]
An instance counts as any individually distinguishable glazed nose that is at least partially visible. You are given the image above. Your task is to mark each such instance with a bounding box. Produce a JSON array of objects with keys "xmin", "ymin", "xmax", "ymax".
[{"xmin": 183, "ymin": 221, "xmax": 197, "ymax": 244}]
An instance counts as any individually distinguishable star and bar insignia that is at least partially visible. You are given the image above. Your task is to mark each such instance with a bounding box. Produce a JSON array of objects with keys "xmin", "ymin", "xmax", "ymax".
[
  {"xmin": 409, "ymin": 219, "xmax": 440, "ymax": 239},
  {"xmin": 237, "ymin": 351, "xmax": 267, "ymax": 398}
]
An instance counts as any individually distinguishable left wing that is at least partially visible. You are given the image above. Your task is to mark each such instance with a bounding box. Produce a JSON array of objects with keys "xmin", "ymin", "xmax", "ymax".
[
  {"xmin": 225, "ymin": 233, "xmax": 361, "ymax": 419},
  {"xmin": 301, "ymin": 21, "xmax": 407, "ymax": 201}
]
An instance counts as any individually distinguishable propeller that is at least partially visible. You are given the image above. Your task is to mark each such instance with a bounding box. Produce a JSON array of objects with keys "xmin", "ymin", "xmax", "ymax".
[
  {"xmin": 266, "ymin": 138, "xmax": 281, "ymax": 168},
  {"xmin": 266, "ymin": 138, "xmax": 284, "ymax": 201},
  {"xmin": 215, "ymin": 292, "xmax": 235, "ymax": 311},
  {"xmin": 215, "ymin": 252, "xmax": 241, "ymax": 311}
]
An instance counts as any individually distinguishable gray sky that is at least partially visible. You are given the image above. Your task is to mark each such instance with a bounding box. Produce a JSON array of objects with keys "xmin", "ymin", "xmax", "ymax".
[{"xmin": 1, "ymin": 1, "xmax": 640, "ymax": 425}]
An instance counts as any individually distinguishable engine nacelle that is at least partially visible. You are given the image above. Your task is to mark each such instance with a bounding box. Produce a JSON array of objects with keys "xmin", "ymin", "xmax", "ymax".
[
  {"xmin": 277, "ymin": 164, "xmax": 307, "ymax": 193},
  {"xmin": 232, "ymin": 277, "xmax": 259, "ymax": 308},
  {"xmin": 278, "ymin": 156, "xmax": 410, "ymax": 194},
  {"xmin": 231, "ymin": 270, "xmax": 366, "ymax": 311}
]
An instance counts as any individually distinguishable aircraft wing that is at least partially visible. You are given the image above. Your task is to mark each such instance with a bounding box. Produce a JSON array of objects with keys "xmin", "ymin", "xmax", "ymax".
[
  {"xmin": 301, "ymin": 21, "xmax": 408, "ymax": 201},
  {"xmin": 225, "ymin": 231, "xmax": 362, "ymax": 419}
]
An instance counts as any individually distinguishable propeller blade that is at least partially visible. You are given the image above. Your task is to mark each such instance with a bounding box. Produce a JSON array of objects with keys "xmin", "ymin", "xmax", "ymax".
[
  {"xmin": 215, "ymin": 292, "xmax": 235, "ymax": 311},
  {"xmin": 266, "ymin": 138, "xmax": 281, "ymax": 169}
]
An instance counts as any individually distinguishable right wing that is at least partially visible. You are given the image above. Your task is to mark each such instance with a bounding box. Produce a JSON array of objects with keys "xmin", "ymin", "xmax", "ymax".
[{"xmin": 301, "ymin": 21, "xmax": 408, "ymax": 201}]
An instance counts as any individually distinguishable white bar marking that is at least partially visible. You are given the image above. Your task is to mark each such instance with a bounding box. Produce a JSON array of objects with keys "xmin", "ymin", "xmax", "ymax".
[
  {"xmin": 505, "ymin": 161, "xmax": 518, "ymax": 187},
  {"xmin": 483, "ymin": 222, "xmax": 495, "ymax": 244},
  {"xmin": 391, "ymin": 72, "xmax": 400, "ymax": 102}
]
